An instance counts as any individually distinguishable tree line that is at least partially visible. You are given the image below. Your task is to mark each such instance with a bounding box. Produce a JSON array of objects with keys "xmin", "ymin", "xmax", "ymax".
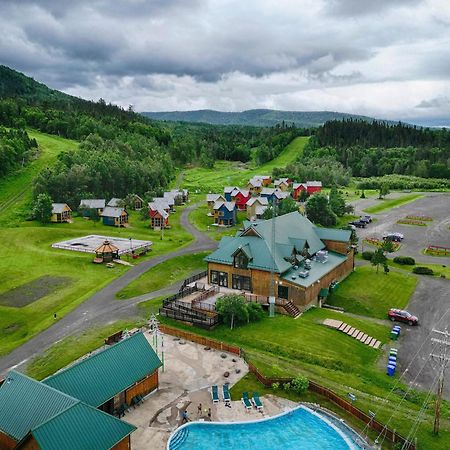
[{"xmin": 305, "ymin": 120, "xmax": 450, "ymax": 179}]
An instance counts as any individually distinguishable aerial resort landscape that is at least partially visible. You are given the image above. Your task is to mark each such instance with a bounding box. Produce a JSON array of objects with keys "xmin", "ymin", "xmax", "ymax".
[{"xmin": 1, "ymin": 2, "xmax": 450, "ymax": 450}]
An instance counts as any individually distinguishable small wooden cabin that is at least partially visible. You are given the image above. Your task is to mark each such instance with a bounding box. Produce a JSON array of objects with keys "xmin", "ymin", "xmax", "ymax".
[
  {"xmin": 206, "ymin": 194, "xmax": 225, "ymax": 213},
  {"xmin": 101, "ymin": 207, "xmax": 128, "ymax": 227},
  {"xmin": 149, "ymin": 204, "xmax": 169, "ymax": 229},
  {"xmin": 246, "ymin": 197, "xmax": 269, "ymax": 220},
  {"xmin": 51, "ymin": 203, "xmax": 72, "ymax": 223},
  {"xmin": 132, "ymin": 195, "xmax": 144, "ymax": 210},
  {"xmin": 231, "ymin": 189, "xmax": 251, "ymax": 211},
  {"xmin": 213, "ymin": 201, "xmax": 237, "ymax": 226},
  {"xmin": 79, "ymin": 199, "xmax": 105, "ymax": 217},
  {"xmin": 274, "ymin": 178, "xmax": 290, "ymax": 191}
]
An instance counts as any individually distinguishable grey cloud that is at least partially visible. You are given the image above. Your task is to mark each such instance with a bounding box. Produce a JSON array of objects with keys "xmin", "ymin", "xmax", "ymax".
[
  {"xmin": 416, "ymin": 96, "xmax": 450, "ymax": 109},
  {"xmin": 324, "ymin": 0, "xmax": 423, "ymax": 16}
]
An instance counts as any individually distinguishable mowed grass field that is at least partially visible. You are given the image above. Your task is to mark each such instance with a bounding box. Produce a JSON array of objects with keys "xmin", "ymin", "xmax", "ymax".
[
  {"xmin": 0, "ymin": 130, "xmax": 194, "ymax": 356},
  {"xmin": 363, "ymin": 193, "xmax": 423, "ymax": 214},
  {"xmin": 327, "ymin": 265, "xmax": 417, "ymax": 319},
  {"xmin": 116, "ymin": 251, "xmax": 208, "ymax": 299},
  {"xmin": 180, "ymin": 136, "xmax": 309, "ymax": 192}
]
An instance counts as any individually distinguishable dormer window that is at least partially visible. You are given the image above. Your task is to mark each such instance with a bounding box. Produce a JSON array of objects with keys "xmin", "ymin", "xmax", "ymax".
[{"xmin": 234, "ymin": 251, "xmax": 249, "ymax": 269}]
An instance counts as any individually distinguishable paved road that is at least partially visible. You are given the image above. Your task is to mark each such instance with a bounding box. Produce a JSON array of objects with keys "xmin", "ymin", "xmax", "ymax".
[
  {"xmin": 0, "ymin": 203, "xmax": 217, "ymax": 376},
  {"xmin": 396, "ymin": 276, "xmax": 450, "ymax": 400},
  {"xmin": 353, "ymin": 192, "xmax": 450, "ymax": 266}
]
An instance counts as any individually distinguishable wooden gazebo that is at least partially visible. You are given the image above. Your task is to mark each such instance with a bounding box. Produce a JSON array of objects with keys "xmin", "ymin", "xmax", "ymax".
[{"xmin": 94, "ymin": 240, "xmax": 119, "ymax": 263}]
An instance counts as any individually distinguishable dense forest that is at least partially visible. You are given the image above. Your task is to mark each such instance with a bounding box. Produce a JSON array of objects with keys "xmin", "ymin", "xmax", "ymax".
[
  {"xmin": 0, "ymin": 66, "xmax": 305, "ymax": 202},
  {"xmin": 0, "ymin": 127, "xmax": 38, "ymax": 178},
  {"xmin": 305, "ymin": 120, "xmax": 450, "ymax": 179}
]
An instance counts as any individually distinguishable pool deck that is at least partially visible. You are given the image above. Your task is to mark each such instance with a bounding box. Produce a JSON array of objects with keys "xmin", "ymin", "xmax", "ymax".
[{"xmin": 125, "ymin": 332, "xmax": 295, "ymax": 449}]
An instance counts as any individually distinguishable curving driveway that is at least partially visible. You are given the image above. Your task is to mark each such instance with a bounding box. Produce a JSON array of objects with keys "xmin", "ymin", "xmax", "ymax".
[{"xmin": 0, "ymin": 203, "xmax": 217, "ymax": 376}]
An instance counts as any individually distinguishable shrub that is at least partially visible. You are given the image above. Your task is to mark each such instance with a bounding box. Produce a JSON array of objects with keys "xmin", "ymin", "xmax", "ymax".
[
  {"xmin": 291, "ymin": 375, "xmax": 309, "ymax": 395},
  {"xmin": 412, "ymin": 266, "xmax": 434, "ymax": 275},
  {"xmin": 271, "ymin": 382, "xmax": 280, "ymax": 391},
  {"xmin": 362, "ymin": 251, "xmax": 374, "ymax": 261},
  {"xmin": 246, "ymin": 302, "xmax": 264, "ymax": 322},
  {"xmin": 393, "ymin": 256, "xmax": 415, "ymax": 265},
  {"xmin": 283, "ymin": 382, "xmax": 291, "ymax": 392}
]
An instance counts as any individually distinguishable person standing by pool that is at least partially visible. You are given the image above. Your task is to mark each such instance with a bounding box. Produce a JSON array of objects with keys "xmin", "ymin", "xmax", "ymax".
[
  {"xmin": 208, "ymin": 408, "xmax": 212, "ymax": 420},
  {"xmin": 182, "ymin": 410, "xmax": 190, "ymax": 424},
  {"xmin": 198, "ymin": 403, "xmax": 202, "ymax": 416}
]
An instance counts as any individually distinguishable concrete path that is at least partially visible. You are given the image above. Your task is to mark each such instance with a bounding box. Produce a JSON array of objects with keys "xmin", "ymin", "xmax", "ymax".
[{"xmin": 0, "ymin": 203, "xmax": 217, "ymax": 376}]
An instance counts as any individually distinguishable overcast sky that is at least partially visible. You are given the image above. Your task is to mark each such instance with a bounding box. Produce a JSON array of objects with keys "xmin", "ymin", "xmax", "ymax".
[{"xmin": 1, "ymin": 0, "xmax": 450, "ymax": 123}]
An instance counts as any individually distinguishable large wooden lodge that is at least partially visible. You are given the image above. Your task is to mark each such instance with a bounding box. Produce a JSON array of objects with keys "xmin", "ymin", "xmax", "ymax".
[{"xmin": 205, "ymin": 211, "xmax": 354, "ymax": 310}]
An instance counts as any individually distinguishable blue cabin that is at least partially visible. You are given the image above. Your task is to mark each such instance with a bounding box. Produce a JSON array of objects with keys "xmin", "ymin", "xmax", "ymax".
[
  {"xmin": 101, "ymin": 207, "xmax": 129, "ymax": 227},
  {"xmin": 213, "ymin": 201, "xmax": 237, "ymax": 226},
  {"xmin": 223, "ymin": 186, "xmax": 239, "ymax": 202}
]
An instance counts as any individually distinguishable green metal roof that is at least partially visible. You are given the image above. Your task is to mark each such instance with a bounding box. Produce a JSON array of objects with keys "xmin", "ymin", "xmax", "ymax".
[
  {"xmin": 0, "ymin": 371, "xmax": 77, "ymax": 441},
  {"xmin": 206, "ymin": 212, "xmax": 349, "ymax": 274},
  {"xmin": 0, "ymin": 371, "xmax": 135, "ymax": 449},
  {"xmin": 315, "ymin": 227, "xmax": 351, "ymax": 242},
  {"xmin": 32, "ymin": 402, "xmax": 135, "ymax": 450},
  {"xmin": 44, "ymin": 332, "xmax": 161, "ymax": 407}
]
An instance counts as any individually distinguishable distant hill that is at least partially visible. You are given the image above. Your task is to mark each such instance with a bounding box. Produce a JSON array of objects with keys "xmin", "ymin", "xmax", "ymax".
[{"xmin": 142, "ymin": 109, "xmax": 380, "ymax": 127}]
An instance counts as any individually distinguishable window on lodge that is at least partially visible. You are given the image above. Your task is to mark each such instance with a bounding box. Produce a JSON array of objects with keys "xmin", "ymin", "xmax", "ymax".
[
  {"xmin": 210, "ymin": 270, "xmax": 228, "ymax": 287},
  {"xmin": 232, "ymin": 274, "xmax": 251, "ymax": 291},
  {"xmin": 233, "ymin": 252, "xmax": 248, "ymax": 269},
  {"xmin": 278, "ymin": 285, "xmax": 289, "ymax": 299}
]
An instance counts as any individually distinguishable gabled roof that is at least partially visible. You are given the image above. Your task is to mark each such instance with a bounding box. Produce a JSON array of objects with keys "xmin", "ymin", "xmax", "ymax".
[
  {"xmin": 0, "ymin": 371, "xmax": 77, "ymax": 441},
  {"xmin": 32, "ymin": 402, "xmax": 135, "ymax": 450},
  {"xmin": 51, "ymin": 203, "xmax": 71, "ymax": 214},
  {"xmin": 307, "ymin": 181, "xmax": 322, "ymax": 187},
  {"xmin": 213, "ymin": 201, "xmax": 236, "ymax": 212},
  {"xmin": 247, "ymin": 178, "xmax": 262, "ymax": 187},
  {"xmin": 101, "ymin": 207, "xmax": 126, "ymax": 218},
  {"xmin": 260, "ymin": 187, "xmax": 275, "ymax": 196},
  {"xmin": 274, "ymin": 178, "xmax": 289, "ymax": 185},
  {"xmin": 43, "ymin": 333, "xmax": 162, "ymax": 408},
  {"xmin": 224, "ymin": 186, "xmax": 239, "ymax": 193},
  {"xmin": 79, "ymin": 199, "xmax": 105, "ymax": 209},
  {"xmin": 254, "ymin": 205, "xmax": 268, "ymax": 216},
  {"xmin": 247, "ymin": 197, "xmax": 269, "ymax": 207},
  {"xmin": 148, "ymin": 202, "xmax": 169, "ymax": 218},
  {"xmin": 293, "ymin": 183, "xmax": 306, "ymax": 190},
  {"xmin": 107, "ymin": 198, "xmax": 122, "ymax": 207},
  {"xmin": 206, "ymin": 193, "xmax": 224, "ymax": 202},
  {"xmin": 253, "ymin": 175, "xmax": 271, "ymax": 180},
  {"xmin": 0, "ymin": 371, "xmax": 135, "ymax": 449},
  {"xmin": 274, "ymin": 190, "xmax": 290, "ymax": 200},
  {"xmin": 206, "ymin": 212, "xmax": 349, "ymax": 274}
]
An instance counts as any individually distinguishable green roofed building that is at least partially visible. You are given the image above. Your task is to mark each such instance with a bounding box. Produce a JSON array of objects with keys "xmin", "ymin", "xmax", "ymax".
[
  {"xmin": 0, "ymin": 332, "xmax": 161, "ymax": 450},
  {"xmin": 0, "ymin": 371, "xmax": 135, "ymax": 450},
  {"xmin": 205, "ymin": 211, "xmax": 354, "ymax": 310},
  {"xmin": 44, "ymin": 332, "xmax": 162, "ymax": 413}
]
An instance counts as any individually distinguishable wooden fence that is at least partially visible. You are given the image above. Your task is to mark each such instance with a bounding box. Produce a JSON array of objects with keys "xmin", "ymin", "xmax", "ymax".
[
  {"xmin": 159, "ymin": 324, "xmax": 416, "ymax": 450},
  {"xmin": 179, "ymin": 270, "xmax": 208, "ymax": 291}
]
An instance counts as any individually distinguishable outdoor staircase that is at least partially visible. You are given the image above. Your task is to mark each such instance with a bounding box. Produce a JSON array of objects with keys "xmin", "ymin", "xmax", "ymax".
[
  {"xmin": 323, "ymin": 319, "xmax": 382, "ymax": 349},
  {"xmin": 160, "ymin": 299, "xmax": 219, "ymax": 329},
  {"xmin": 283, "ymin": 301, "xmax": 302, "ymax": 319}
]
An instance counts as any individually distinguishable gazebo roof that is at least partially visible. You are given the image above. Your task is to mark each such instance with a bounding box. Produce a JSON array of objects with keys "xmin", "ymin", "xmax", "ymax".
[{"xmin": 95, "ymin": 240, "xmax": 119, "ymax": 254}]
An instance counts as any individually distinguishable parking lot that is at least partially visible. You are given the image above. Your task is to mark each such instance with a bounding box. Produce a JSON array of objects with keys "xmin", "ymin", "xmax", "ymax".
[
  {"xmin": 354, "ymin": 192, "xmax": 450, "ymax": 265},
  {"xmin": 353, "ymin": 192, "xmax": 449, "ymax": 399}
]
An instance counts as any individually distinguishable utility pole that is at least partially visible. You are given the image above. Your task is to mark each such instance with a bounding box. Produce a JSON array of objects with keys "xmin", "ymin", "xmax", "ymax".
[
  {"xmin": 430, "ymin": 328, "xmax": 450, "ymax": 435},
  {"xmin": 269, "ymin": 199, "xmax": 277, "ymax": 317}
]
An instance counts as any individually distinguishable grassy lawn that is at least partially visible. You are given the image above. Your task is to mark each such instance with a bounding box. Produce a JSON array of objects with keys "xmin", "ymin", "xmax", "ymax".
[
  {"xmin": 116, "ymin": 252, "xmax": 209, "ymax": 299},
  {"xmin": 0, "ymin": 130, "xmax": 78, "ymax": 226},
  {"xmin": 388, "ymin": 260, "xmax": 450, "ymax": 278},
  {"xmin": 363, "ymin": 194, "xmax": 423, "ymax": 214},
  {"xmin": 189, "ymin": 203, "xmax": 246, "ymax": 241},
  {"xmin": 335, "ymin": 214, "xmax": 358, "ymax": 228},
  {"xmin": 327, "ymin": 266, "xmax": 417, "ymax": 319},
  {"xmin": 25, "ymin": 319, "xmax": 144, "ymax": 380},
  {"xmin": 180, "ymin": 136, "xmax": 309, "ymax": 193},
  {"xmin": 0, "ymin": 130, "xmax": 195, "ymax": 357},
  {"xmin": 160, "ymin": 307, "xmax": 449, "ymax": 450}
]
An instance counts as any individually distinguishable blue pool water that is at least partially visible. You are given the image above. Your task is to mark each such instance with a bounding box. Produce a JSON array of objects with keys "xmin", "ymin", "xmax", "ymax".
[{"xmin": 168, "ymin": 406, "xmax": 363, "ymax": 450}]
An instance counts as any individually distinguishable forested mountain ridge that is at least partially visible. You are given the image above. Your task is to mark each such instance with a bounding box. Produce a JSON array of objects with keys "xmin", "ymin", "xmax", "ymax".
[{"xmin": 142, "ymin": 109, "xmax": 379, "ymax": 127}]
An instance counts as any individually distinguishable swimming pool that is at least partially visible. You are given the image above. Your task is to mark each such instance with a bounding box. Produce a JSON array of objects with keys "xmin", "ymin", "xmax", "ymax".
[{"xmin": 168, "ymin": 405, "xmax": 364, "ymax": 450}]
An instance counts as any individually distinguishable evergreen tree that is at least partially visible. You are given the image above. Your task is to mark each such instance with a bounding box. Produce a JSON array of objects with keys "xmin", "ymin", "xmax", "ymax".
[{"xmin": 328, "ymin": 186, "xmax": 346, "ymax": 216}]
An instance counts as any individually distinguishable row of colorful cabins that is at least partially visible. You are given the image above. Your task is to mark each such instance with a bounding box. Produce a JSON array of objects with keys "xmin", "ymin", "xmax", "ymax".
[
  {"xmin": 247, "ymin": 176, "xmax": 322, "ymax": 197},
  {"xmin": 49, "ymin": 190, "xmax": 189, "ymax": 229},
  {"xmin": 206, "ymin": 179, "xmax": 322, "ymax": 225}
]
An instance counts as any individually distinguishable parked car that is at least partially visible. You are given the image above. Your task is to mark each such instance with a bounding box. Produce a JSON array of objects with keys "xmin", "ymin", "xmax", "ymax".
[
  {"xmin": 388, "ymin": 308, "xmax": 419, "ymax": 326},
  {"xmin": 383, "ymin": 232, "xmax": 404, "ymax": 242},
  {"xmin": 359, "ymin": 217, "xmax": 371, "ymax": 224},
  {"xmin": 362, "ymin": 215, "xmax": 372, "ymax": 222},
  {"xmin": 350, "ymin": 220, "xmax": 366, "ymax": 228}
]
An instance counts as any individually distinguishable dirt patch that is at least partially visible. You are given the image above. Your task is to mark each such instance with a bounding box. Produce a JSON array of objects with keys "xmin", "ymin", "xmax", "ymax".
[{"xmin": 0, "ymin": 276, "xmax": 72, "ymax": 307}]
